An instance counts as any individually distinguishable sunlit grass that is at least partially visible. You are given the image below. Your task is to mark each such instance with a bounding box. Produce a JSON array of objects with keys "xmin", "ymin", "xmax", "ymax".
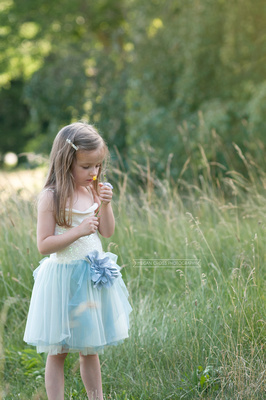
[
  {"xmin": 0, "ymin": 168, "xmax": 46, "ymax": 201},
  {"xmin": 0, "ymin": 149, "xmax": 265, "ymax": 399}
]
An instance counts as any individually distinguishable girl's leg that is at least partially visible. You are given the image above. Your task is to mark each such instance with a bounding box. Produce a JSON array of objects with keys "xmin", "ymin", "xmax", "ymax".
[
  {"xmin": 79, "ymin": 353, "xmax": 103, "ymax": 400},
  {"xmin": 45, "ymin": 353, "xmax": 68, "ymax": 400}
]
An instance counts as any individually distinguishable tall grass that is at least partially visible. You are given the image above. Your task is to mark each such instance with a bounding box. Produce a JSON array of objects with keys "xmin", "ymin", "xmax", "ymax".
[{"xmin": 0, "ymin": 147, "xmax": 265, "ymax": 399}]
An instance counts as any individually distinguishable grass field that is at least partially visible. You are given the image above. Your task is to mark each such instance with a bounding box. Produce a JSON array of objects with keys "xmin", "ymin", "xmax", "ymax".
[{"xmin": 0, "ymin": 152, "xmax": 265, "ymax": 399}]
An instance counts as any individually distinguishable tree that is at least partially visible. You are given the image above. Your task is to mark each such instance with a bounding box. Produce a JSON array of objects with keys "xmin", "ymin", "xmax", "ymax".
[{"xmin": 0, "ymin": 0, "xmax": 265, "ymax": 176}]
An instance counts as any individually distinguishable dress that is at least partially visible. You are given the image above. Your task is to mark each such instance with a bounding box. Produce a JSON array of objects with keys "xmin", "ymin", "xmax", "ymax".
[{"xmin": 23, "ymin": 202, "xmax": 132, "ymax": 355}]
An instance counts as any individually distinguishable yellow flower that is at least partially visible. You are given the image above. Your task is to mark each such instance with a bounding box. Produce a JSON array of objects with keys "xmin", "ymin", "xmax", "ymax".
[{"xmin": 93, "ymin": 176, "xmax": 97, "ymax": 181}]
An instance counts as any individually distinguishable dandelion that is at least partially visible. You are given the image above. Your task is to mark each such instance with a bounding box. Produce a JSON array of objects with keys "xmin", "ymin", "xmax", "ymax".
[{"xmin": 93, "ymin": 176, "xmax": 97, "ymax": 181}]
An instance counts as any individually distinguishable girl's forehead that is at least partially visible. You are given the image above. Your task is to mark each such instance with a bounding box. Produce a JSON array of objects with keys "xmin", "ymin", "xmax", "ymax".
[{"xmin": 76, "ymin": 148, "xmax": 104, "ymax": 164}]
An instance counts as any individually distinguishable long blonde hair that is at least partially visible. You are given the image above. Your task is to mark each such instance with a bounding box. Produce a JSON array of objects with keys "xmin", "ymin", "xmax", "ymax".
[{"xmin": 44, "ymin": 122, "xmax": 108, "ymax": 227}]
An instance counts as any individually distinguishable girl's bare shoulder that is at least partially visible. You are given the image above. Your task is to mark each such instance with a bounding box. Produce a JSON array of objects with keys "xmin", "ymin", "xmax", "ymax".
[{"xmin": 38, "ymin": 188, "xmax": 55, "ymax": 212}]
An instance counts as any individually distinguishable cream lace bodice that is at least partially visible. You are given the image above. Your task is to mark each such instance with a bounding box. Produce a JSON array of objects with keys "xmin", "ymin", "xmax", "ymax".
[{"xmin": 50, "ymin": 202, "xmax": 103, "ymax": 262}]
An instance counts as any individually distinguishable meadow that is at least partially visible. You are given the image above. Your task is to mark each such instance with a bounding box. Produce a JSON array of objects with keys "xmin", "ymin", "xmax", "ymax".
[{"xmin": 0, "ymin": 149, "xmax": 265, "ymax": 400}]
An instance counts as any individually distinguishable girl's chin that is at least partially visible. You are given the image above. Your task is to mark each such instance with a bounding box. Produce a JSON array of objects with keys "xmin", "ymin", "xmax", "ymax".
[{"xmin": 76, "ymin": 181, "xmax": 92, "ymax": 188}]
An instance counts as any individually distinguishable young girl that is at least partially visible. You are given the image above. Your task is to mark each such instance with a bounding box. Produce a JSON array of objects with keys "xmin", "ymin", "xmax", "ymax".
[{"xmin": 24, "ymin": 122, "xmax": 132, "ymax": 400}]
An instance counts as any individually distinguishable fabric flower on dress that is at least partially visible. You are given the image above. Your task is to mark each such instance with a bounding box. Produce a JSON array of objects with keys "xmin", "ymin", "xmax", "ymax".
[{"xmin": 85, "ymin": 250, "xmax": 120, "ymax": 289}]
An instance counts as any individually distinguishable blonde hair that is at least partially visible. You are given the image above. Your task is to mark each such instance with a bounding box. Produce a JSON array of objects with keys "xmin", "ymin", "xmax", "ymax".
[{"xmin": 44, "ymin": 122, "xmax": 108, "ymax": 227}]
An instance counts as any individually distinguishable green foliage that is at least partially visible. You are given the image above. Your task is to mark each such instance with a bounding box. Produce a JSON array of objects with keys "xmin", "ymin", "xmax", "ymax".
[
  {"xmin": 196, "ymin": 365, "xmax": 221, "ymax": 393},
  {"xmin": 23, "ymin": 52, "xmax": 88, "ymax": 153},
  {"xmin": 247, "ymin": 81, "xmax": 266, "ymax": 137},
  {"xmin": 19, "ymin": 348, "xmax": 45, "ymax": 377},
  {"xmin": 0, "ymin": 0, "xmax": 265, "ymax": 175},
  {"xmin": 0, "ymin": 80, "xmax": 30, "ymax": 154}
]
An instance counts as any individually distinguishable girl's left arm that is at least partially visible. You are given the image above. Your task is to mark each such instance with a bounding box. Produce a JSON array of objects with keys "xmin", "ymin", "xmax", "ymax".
[{"xmin": 97, "ymin": 183, "xmax": 115, "ymax": 238}]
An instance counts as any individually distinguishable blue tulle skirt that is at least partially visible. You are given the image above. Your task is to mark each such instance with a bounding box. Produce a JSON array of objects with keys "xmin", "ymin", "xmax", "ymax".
[{"xmin": 23, "ymin": 252, "xmax": 132, "ymax": 355}]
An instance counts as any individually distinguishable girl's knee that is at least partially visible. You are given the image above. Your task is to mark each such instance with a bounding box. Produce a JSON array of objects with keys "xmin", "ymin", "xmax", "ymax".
[
  {"xmin": 47, "ymin": 352, "xmax": 68, "ymax": 363},
  {"xmin": 79, "ymin": 353, "xmax": 98, "ymax": 364}
]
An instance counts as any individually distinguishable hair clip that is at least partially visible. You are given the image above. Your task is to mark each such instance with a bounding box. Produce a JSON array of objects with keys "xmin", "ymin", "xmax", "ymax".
[{"xmin": 66, "ymin": 138, "xmax": 79, "ymax": 151}]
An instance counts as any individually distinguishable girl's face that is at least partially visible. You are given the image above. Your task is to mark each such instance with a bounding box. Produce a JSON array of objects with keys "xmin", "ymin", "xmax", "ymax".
[{"xmin": 71, "ymin": 149, "xmax": 104, "ymax": 187}]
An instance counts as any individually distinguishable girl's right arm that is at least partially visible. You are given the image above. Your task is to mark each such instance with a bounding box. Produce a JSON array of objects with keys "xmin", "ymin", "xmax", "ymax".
[{"xmin": 37, "ymin": 190, "xmax": 99, "ymax": 255}]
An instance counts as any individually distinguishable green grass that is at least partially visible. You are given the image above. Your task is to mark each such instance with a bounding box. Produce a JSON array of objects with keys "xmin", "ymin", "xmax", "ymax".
[{"xmin": 0, "ymin": 151, "xmax": 265, "ymax": 399}]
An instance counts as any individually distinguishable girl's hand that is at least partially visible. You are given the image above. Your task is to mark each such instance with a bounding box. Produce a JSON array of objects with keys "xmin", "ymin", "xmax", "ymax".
[
  {"xmin": 99, "ymin": 182, "xmax": 113, "ymax": 205},
  {"xmin": 78, "ymin": 216, "xmax": 99, "ymax": 236}
]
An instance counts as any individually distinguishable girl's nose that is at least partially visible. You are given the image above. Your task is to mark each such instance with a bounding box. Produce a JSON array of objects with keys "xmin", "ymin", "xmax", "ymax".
[{"xmin": 90, "ymin": 166, "xmax": 97, "ymax": 176}]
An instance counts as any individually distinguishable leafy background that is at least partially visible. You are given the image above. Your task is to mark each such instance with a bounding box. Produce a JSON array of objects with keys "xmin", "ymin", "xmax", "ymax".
[
  {"xmin": 0, "ymin": 0, "xmax": 265, "ymax": 177},
  {"xmin": 0, "ymin": 1, "xmax": 265, "ymax": 399}
]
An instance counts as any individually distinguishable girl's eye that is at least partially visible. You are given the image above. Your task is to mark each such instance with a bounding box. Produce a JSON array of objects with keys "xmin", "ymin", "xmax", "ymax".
[{"xmin": 82, "ymin": 164, "xmax": 101, "ymax": 170}]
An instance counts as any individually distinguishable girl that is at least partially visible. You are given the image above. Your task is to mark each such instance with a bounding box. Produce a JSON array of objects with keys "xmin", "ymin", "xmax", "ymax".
[{"xmin": 24, "ymin": 122, "xmax": 132, "ymax": 400}]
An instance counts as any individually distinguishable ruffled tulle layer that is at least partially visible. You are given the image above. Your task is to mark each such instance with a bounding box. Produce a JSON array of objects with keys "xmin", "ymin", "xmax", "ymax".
[{"xmin": 23, "ymin": 253, "xmax": 132, "ymax": 355}]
